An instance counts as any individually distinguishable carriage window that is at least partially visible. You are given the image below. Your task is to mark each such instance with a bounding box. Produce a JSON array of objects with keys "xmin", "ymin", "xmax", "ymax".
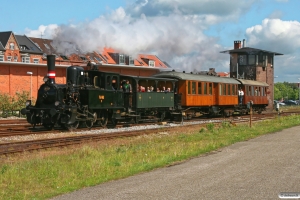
[
  {"xmin": 232, "ymin": 85, "xmax": 235, "ymax": 95},
  {"xmin": 219, "ymin": 84, "xmax": 222, "ymax": 95},
  {"xmin": 223, "ymin": 84, "xmax": 226, "ymax": 95},
  {"xmin": 192, "ymin": 82, "xmax": 196, "ymax": 94},
  {"xmin": 209, "ymin": 83, "xmax": 212, "ymax": 95},
  {"xmin": 188, "ymin": 81, "xmax": 191, "ymax": 94},
  {"xmin": 93, "ymin": 76, "xmax": 99, "ymax": 88},
  {"xmin": 248, "ymin": 86, "xmax": 251, "ymax": 96},
  {"xmin": 228, "ymin": 84, "xmax": 231, "ymax": 95},
  {"xmin": 251, "ymin": 86, "xmax": 254, "ymax": 96},
  {"xmin": 204, "ymin": 82, "xmax": 207, "ymax": 94},
  {"xmin": 198, "ymin": 82, "xmax": 202, "ymax": 94}
]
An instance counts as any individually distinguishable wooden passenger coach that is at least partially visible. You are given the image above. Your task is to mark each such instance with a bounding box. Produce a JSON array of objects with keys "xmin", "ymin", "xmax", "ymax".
[
  {"xmin": 153, "ymin": 71, "xmax": 240, "ymax": 116},
  {"xmin": 237, "ymin": 79, "xmax": 269, "ymax": 112}
]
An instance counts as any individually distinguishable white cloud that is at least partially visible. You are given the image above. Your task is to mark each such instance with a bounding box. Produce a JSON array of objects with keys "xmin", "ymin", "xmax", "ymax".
[
  {"xmin": 246, "ymin": 18, "xmax": 300, "ymax": 82},
  {"xmin": 25, "ymin": 24, "xmax": 58, "ymax": 39},
  {"xmin": 44, "ymin": 6, "xmax": 231, "ymax": 72},
  {"xmin": 246, "ymin": 18, "xmax": 300, "ymax": 54}
]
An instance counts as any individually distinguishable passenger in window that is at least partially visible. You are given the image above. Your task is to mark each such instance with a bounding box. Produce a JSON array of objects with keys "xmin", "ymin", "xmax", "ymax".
[
  {"xmin": 162, "ymin": 86, "xmax": 166, "ymax": 92},
  {"xmin": 166, "ymin": 88, "xmax": 171, "ymax": 92},
  {"xmin": 238, "ymin": 88, "xmax": 244, "ymax": 104},
  {"xmin": 112, "ymin": 79, "xmax": 117, "ymax": 90},
  {"xmin": 125, "ymin": 80, "xmax": 132, "ymax": 93},
  {"xmin": 84, "ymin": 72, "xmax": 90, "ymax": 85},
  {"xmin": 147, "ymin": 87, "xmax": 150, "ymax": 92},
  {"xmin": 150, "ymin": 86, "xmax": 154, "ymax": 92},
  {"xmin": 156, "ymin": 88, "xmax": 160, "ymax": 92}
]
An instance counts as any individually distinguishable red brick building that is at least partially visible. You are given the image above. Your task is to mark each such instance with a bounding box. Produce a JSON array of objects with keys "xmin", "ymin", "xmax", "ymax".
[
  {"xmin": 220, "ymin": 40, "xmax": 283, "ymax": 108},
  {"xmin": 0, "ymin": 31, "xmax": 169, "ymax": 100}
]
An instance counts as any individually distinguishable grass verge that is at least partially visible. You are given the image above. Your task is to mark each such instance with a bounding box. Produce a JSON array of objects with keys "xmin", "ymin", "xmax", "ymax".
[{"xmin": 1, "ymin": 114, "xmax": 300, "ymax": 200}]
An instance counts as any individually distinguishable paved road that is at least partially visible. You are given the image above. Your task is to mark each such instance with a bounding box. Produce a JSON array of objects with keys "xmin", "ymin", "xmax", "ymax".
[{"xmin": 51, "ymin": 126, "xmax": 300, "ymax": 200}]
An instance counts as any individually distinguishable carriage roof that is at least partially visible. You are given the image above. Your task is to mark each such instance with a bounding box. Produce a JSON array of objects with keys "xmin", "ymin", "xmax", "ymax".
[{"xmin": 153, "ymin": 71, "xmax": 240, "ymax": 84}]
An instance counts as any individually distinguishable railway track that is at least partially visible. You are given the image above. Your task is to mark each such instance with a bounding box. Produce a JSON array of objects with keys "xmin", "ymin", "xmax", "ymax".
[{"xmin": 0, "ymin": 111, "xmax": 298, "ymax": 156}]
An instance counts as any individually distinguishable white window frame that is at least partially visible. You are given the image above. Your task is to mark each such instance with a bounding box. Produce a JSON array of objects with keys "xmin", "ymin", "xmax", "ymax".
[
  {"xmin": 0, "ymin": 55, "xmax": 4, "ymax": 61},
  {"xmin": 14, "ymin": 56, "xmax": 18, "ymax": 62},
  {"xmin": 119, "ymin": 54, "xmax": 125, "ymax": 64},
  {"xmin": 44, "ymin": 43, "xmax": 50, "ymax": 49},
  {"xmin": 129, "ymin": 56, "xmax": 134, "ymax": 65},
  {"xmin": 22, "ymin": 56, "xmax": 30, "ymax": 63},
  {"xmin": 7, "ymin": 56, "xmax": 12, "ymax": 61},
  {"xmin": 149, "ymin": 60, "xmax": 155, "ymax": 67},
  {"xmin": 10, "ymin": 43, "xmax": 15, "ymax": 50},
  {"xmin": 33, "ymin": 58, "xmax": 39, "ymax": 64}
]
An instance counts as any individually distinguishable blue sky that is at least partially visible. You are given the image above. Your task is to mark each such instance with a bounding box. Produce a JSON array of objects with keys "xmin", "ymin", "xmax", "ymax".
[{"xmin": 1, "ymin": 0, "xmax": 299, "ymax": 83}]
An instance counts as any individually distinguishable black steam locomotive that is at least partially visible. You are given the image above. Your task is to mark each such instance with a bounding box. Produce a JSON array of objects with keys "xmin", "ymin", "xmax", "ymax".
[{"xmin": 21, "ymin": 55, "xmax": 182, "ymax": 130}]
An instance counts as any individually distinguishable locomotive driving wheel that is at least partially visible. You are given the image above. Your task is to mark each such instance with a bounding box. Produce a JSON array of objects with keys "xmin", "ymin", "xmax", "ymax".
[
  {"xmin": 43, "ymin": 123, "xmax": 54, "ymax": 130},
  {"xmin": 97, "ymin": 111, "xmax": 108, "ymax": 127},
  {"xmin": 85, "ymin": 111, "xmax": 97, "ymax": 129},
  {"xmin": 65, "ymin": 121, "xmax": 79, "ymax": 131}
]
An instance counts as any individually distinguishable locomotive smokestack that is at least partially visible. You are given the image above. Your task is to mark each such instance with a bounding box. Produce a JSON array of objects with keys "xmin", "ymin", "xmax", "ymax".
[{"xmin": 47, "ymin": 55, "xmax": 56, "ymax": 84}]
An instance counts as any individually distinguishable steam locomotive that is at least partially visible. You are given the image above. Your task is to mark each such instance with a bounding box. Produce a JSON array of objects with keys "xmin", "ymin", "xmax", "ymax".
[
  {"xmin": 21, "ymin": 55, "xmax": 269, "ymax": 130},
  {"xmin": 21, "ymin": 55, "xmax": 181, "ymax": 130}
]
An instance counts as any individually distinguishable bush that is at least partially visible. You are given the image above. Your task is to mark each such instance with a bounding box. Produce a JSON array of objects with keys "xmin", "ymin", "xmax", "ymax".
[{"xmin": 0, "ymin": 91, "xmax": 31, "ymax": 117}]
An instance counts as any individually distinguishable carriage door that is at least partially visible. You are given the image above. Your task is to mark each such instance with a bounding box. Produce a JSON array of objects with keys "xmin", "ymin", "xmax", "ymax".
[{"xmin": 213, "ymin": 83, "xmax": 218, "ymax": 105}]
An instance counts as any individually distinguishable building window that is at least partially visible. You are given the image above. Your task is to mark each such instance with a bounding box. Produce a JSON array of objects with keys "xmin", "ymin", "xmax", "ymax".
[
  {"xmin": 248, "ymin": 55, "xmax": 255, "ymax": 65},
  {"xmin": 149, "ymin": 60, "xmax": 155, "ymax": 67},
  {"xmin": 10, "ymin": 43, "xmax": 15, "ymax": 50},
  {"xmin": 129, "ymin": 56, "xmax": 134, "ymax": 65},
  {"xmin": 119, "ymin": 54, "xmax": 125, "ymax": 64},
  {"xmin": 80, "ymin": 56, "xmax": 87, "ymax": 61},
  {"xmin": 61, "ymin": 55, "xmax": 68, "ymax": 60},
  {"xmin": 22, "ymin": 56, "xmax": 30, "ymax": 63},
  {"xmin": 33, "ymin": 58, "xmax": 39, "ymax": 64},
  {"xmin": 7, "ymin": 56, "xmax": 12, "ymax": 61},
  {"xmin": 20, "ymin": 45, "xmax": 29, "ymax": 50},
  {"xmin": 44, "ymin": 43, "xmax": 50, "ymax": 50},
  {"xmin": 14, "ymin": 56, "xmax": 18, "ymax": 62},
  {"xmin": 0, "ymin": 55, "xmax": 4, "ymax": 61},
  {"xmin": 238, "ymin": 55, "xmax": 247, "ymax": 65}
]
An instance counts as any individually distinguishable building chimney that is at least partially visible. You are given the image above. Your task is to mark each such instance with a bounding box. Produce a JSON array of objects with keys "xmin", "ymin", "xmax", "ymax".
[
  {"xmin": 47, "ymin": 55, "xmax": 56, "ymax": 84},
  {"xmin": 234, "ymin": 40, "xmax": 242, "ymax": 49},
  {"xmin": 243, "ymin": 39, "xmax": 246, "ymax": 48}
]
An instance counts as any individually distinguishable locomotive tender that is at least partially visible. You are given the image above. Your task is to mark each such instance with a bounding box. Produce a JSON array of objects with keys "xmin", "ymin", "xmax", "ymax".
[{"xmin": 21, "ymin": 55, "xmax": 269, "ymax": 130}]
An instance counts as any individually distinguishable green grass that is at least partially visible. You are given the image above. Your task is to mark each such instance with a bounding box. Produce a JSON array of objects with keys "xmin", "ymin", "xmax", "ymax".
[{"xmin": 0, "ymin": 114, "xmax": 300, "ymax": 200}]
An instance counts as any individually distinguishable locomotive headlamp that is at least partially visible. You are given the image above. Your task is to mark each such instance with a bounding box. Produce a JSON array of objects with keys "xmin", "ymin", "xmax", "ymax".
[
  {"xmin": 55, "ymin": 101, "xmax": 60, "ymax": 106},
  {"xmin": 43, "ymin": 77, "xmax": 49, "ymax": 83},
  {"xmin": 25, "ymin": 100, "xmax": 31, "ymax": 107}
]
